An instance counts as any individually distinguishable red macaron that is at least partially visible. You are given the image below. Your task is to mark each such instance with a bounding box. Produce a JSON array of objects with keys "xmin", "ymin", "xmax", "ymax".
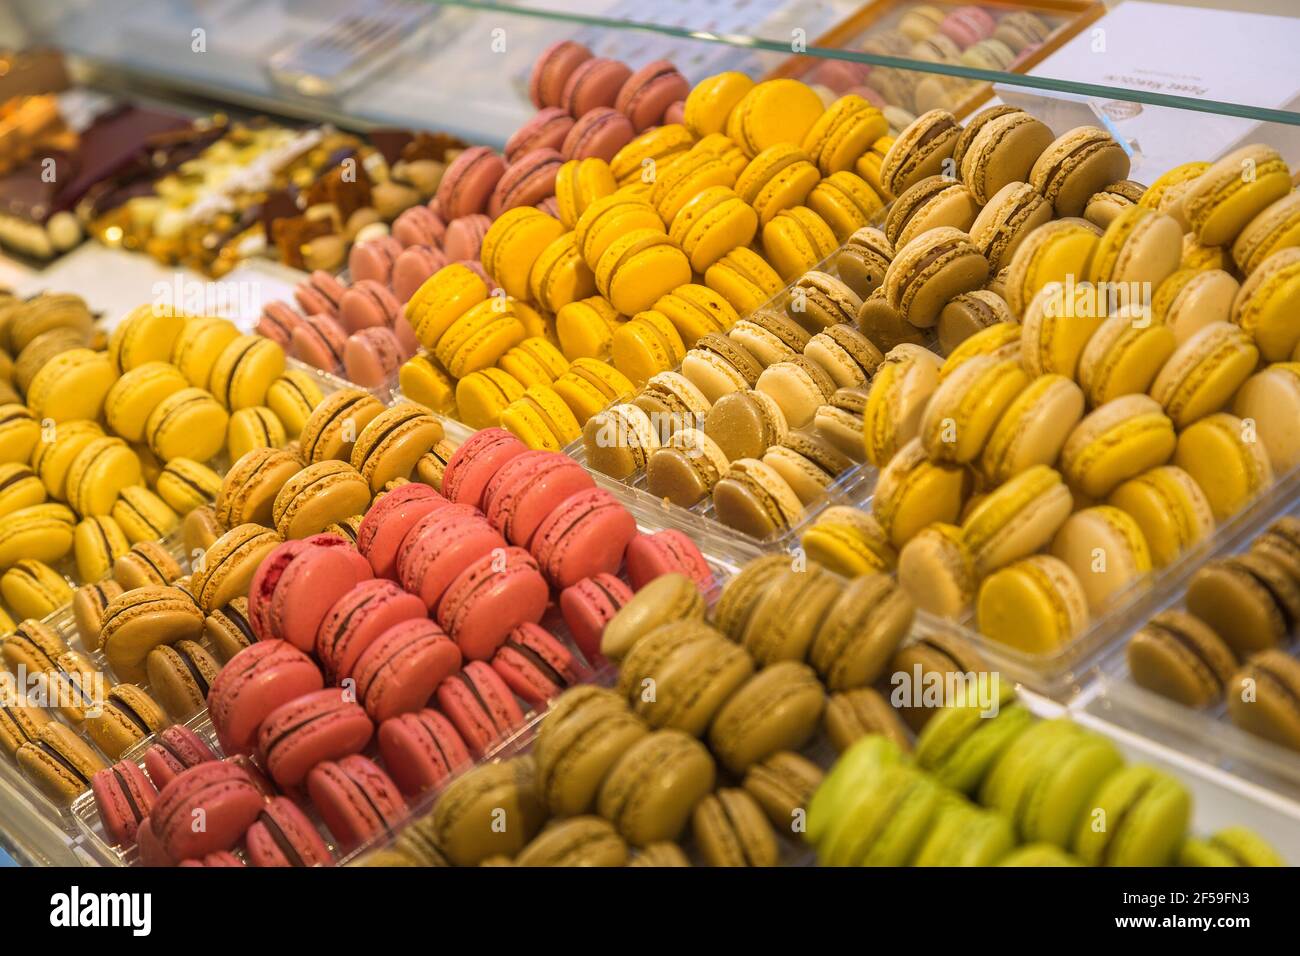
[
  {"xmin": 353, "ymin": 618, "xmax": 462, "ymax": 722},
  {"xmin": 558, "ymin": 572, "xmax": 634, "ymax": 662},
  {"xmin": 482, "ymin": 448, "xmax": 595, "ymax": 546},
  {"xmin": 92, "ymin": 760, "xmax": 158, "ymax": 846},
  {"xmin": 531, "ymin": 487, "xmax": 638, "ymax": 589},
  {"xmin": 491, "ymin": 622, "xmax": 581, "ymax": 707},
  {"xmin": 208, "ymin": 641, "xmax": 325, "ymax": 755},
  {"xmin": 625, "ymin": 529, "xmax": 713, "ymax": 590},
  {"xmin": 244, "ymin": 796, "xmax": 334, "ymax": 868},
  {"xmin": 436, "ymin": 146, "xmax": 506, "ymax": 220},
  {"xmin": 357, "ymin": 482, "xmax": 448, "ymax": 580},
  {"xmin": 316, "ymin": 578, "xmax": 427, "ymax": 683},
  {"xmin": 397, "ymin": 504, "xmax": 506, "ymax": 610},
  {"xmin": 436, "ymin": 545, "xmax": 549, "ymax": 660},
  {"xmin": 529, "ymin": 40, "xmax": 593, "ymax": 109},
  {"xmin": 435, "ymin": 661, "xmax": 525, "ymax": 757},
  {"xmin": 140, "ymin": 762, "xmax": 266, "ymax": 866},
  {"xmin": 307, "ymin": 755, "xmax": 407, "ymax": 852},
  {"xmin": 377, "ymin": 708, "xmax": 472, "ymax": 796},
  {"xmin": 442, "ymin": 428, "xmax": 528, "ymax": 509},
  {"xmin": 143, "ymin": 725, "xmax": 217, "ymax": 790},
  {"xmin": 258, "ymin": 688, "xmax": 375, "ymax": 789},
  {"xmin": 615, "ymin": 60, "xmax": 690, "ymax": 132}
]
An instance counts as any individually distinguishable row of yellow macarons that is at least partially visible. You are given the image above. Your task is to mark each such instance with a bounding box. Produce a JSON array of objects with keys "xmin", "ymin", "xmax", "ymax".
[
  {"xmin": 813, "ymin": 324, "xmax": 1291, "ymax": 656},
  {"xmin": 392, "ymin": 81, "xmax": 901, "ymax": 441},
  {"xmin": 0, "ymin": 303, "xmax": 341, "ymax": 632}
]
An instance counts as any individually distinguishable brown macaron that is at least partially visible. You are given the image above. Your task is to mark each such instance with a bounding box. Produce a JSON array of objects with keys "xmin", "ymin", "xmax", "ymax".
[
  {"xmin": 811, "ymin": 573, "xmax": 915, "ymax": 692},
  {"xmin": 146, "ymin": 639, "xmax": 221, "ymax": 720},
  {"xmin": 0, "ymin": 698, "xmax": 52, "ymax": 756},
  {"xmin": 192, "ymin": 523, "xmax": 283, "ymax": 614},
  {"xmin": 1185, "ymin": 552, "xmax": 1300, "ymax": 658},
  {"xmin": 741, "ymin": 750, "xmax": 824, "ymax": 833},
  {"xmin": 114, "ymin": 540, "xmax": 182, "ymax": 591},
  {"xmin": 84, "ymin": 683, "xmax": 167, "ymax": 759},
  {"xmin": 761, "ymin": 430, "xmax": 852, "ymax": 505},
  {"xmin": 2, "ymin": 619, "xmax": 67, "ymax": 676},
  {"xmin": 884, "ymin": 176, "xmax": 978, "ymax": 249},
  {"xmin": 100, "ymin": 585, "xmax": 205, "ymax": 683},
  {"xmin": 204, "ymin": 597, "xmax": 259, "ymax": 662},
  {"xmin": 704, "ymin": 389, "xmax": 788, "ymax": 462},
  {"xmin": 182, "ymin": 504, "xmax": 223, "ymax": 555},
  {"xmin": 215, "ymin": 447, "xmax": 301, "ymax": 528},
  {"xmin": 1127, "ymin": 610, "xmax": 1238, "ymax": 709},
  {"xmin": 1227, "ymin": 650, "xmax": 1300, "ymax": 753},
  {"xmin": 72, "ymin": 581, "xmax": 124, "ymax": 652},
  {"xmin": 823, "ymin": 686, "xmax": 912, "ymax": 753},
  {"xmin": 887, "ymin": 630, "xmax": 989, "ymax": 731},
  {"xmin": 16, "ymin": 722, "xmax": 106, "ymax": 805}
]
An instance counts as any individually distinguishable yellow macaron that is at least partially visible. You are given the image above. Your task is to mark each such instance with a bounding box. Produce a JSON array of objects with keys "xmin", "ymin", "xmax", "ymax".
[
  {"xmin": 595, "ymin": 229, "xmax": 692, "ymax": 316},
  {"xmin": 145, "ymin": 388, "xmax": 230, "ymax": 463},
  {"xmin": 498, "ymin": 338, "xmax": 569, "ymax": 389},
  {"xmin": 762, "ymin": 206, "xmax": 838, "ymax": 282},
  {"xmin": 72, "ymin": 515, "xmax": 130, "ymax": 581},
  {"xmin": 227, "ymin": 407, "xmax": 288, "ymax": 462},
  {"xmin": 528, "ymin": 231, "xmax": 596, "ymax": 314},
  {"xmin": 683, "ymin": 71, "xmax": 755, "ymax": 138},
  {"xmin": 481, "ymin": 207, "xmax": 566, "ymax": 301},
  {"xmin": 112, "ymin": 485, "xmax": 179, "ymax": 543},
  {"xmin": 703, "ymin": 248, "xmax": 785, "ymax": 317},
  {"xmin": 0, "ymin": 463, "xmax": 47, "ymax": 518},
  {"xmin": 405, "ymin": 263, "xmax": 490, "ymax": 350},
  {"xmin": 555, "ymin": 296, "xmax": 625, "ymax": 361},
  {"xmin": 265, "ymin": 369, "xmax": 325, "ymax": 439},
  {"xmin": 154, "ymin": 457, "xmax": 222, "ymax": 515},
  {"xmin": 1173, "ymin": 412, "xmax": 1273, "ymax": 522},
  {"xmin": 1149, "ymin": 321, "xmax": 1260, "ymax": 429},
  {"xmin": 735, "ymin": 144, "xmax": 820, "ymax": 226},
  {"xmin": 65, "ymin": 436, "xmax": 143, "ymax": 517},
  {"xmin": 209, "ymin": 335, "xmax": 286, "ymax": 411},
  {"xmin": 0, "ymin": 405, "xmax": 41, "ymax": 464},
  {"xmin": 552, "ymin": 358, "xmax": 635, "ymax": 425},
  {"xmin": 1060, "ymin": 395, "xmax": 1176, "ymax": 499},
  {"xmin": 500, "ymin": 385, "xmax": 582, "ymax": 451},
  {"xmin": 669, "ymin": 186, "xmax": 758, "ymax": 274},
  {"xmin": 608, "ymin": 124, "xmax": 694, "ymax": 186},
  {"xmin": 872, "ymin": 437, "xmax": 971, "ymax": 550},
  {"xmin": 555, "ymin": 158, "xmax": 617, "ymax": 228},
  {"xmin": 434, "ymin": 299, "xmax": 527, "ymax": 379},
  {"xmin": 610, "ymin": 311, "xmax": 686, "ymax": 388},
  {"xmin": 104, "ymin": 361, "xmax": 189, "ymax": 444},
  {"xmin": 806, "ymin": 171, "xmax": 886, "ymax": 242},
  {"xmin": 726, "ymin": 79, "xmax": 825, "ymax": 158},
  {"xmin": 802, "ymin": 94, "xmax": 889, "ymax": 175},
  {"xmin": 0, "ymin": 503, "xmax": 76, "ymax": 567},
  {"xmin": 648, "ymin": 148, "xmax": 737, "ymax": 225},
  {"xmin": 171, "ymin": 316, "xmax": 240, "ymax": 388},
  {"xmin": 109, "ymin": 305, "xmax": 185, "ymax": 373},
  {"xmin": 1107, "ymin": 465, "xmax": 1215, "ymax": 567},
  {"xmin": 1, "ymin": 558, "xmax": 73, "ymax": 619},
  {"xmin": 455, "ymin": 368, "xmax": 526, "ymax": 430},
  {"xmin": 920, "ymin": 353, "xmax": 1029, "ymax": 464},
  {"xmin": 398, "ymin": 353, "xmax": 457, "ymax": 414},
  {"xmin": 26, "ymin": 348, "xmax": 117, "ymax": 423},
  {"xmin": 977, "ymin": 554, "xmax": 1090, "ymax": 653},
  {"xmin": 31, "ymin": 420, "xmax": 102, "ymax": 500}
]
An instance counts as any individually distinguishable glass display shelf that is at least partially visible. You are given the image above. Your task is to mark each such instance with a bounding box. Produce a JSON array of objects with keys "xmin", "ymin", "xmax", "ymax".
[{"xmin": 5, "ymin": 0, "xmax": 1298, "ymax": 150}]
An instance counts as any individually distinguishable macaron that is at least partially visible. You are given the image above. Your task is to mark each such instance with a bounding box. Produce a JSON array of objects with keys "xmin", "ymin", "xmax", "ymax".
[
  {"xmin": 1050, "ymin": 505, "xmax": 1153, "ymax": 613},
  {"xmin": 1186, "ymin": 552, "xmax": 1300, "ymax": 657},
  {"xmin": 1227, "ymin": 650, "xmax": 1300, "ymax": 752},
  {"xmin": 1127, "ymin": 610, "xmax": 1237, "ymax": 709},
  {"xmin": 960, "ymin": 465, "xmax": 1073, "ymax": 577},
  {"xmin": 1029, "ymin": 126, "xmax": 1131, "ymax": 217},
  {"xmin": 880, "ymin": 110, "xmax": 961, "ymax": 197},
  {"xmin": 307, "ymin": 755, "xmax": 407, "ymax": 853},
  {"xmin": 713, "ymin": 458, "xmax": 804, "ymax": 538},
  {"xmin": 884, "ymin": 227, "xmax": 989, "ymax": 328},
  {"xmin": 1059, "ymin": 395, "xmax": 1177, "ymax": 499},
  {"xmin": 1183, "ymin": 144, "xmax": 1291, "ymax": 246},
  {"xmin": 977, "ymin": 554, "xmax": 1090, "ymax": 652},
  {"xmin": 1232, "ymin": 247, "xmax": 1300, "ymax": 362}
]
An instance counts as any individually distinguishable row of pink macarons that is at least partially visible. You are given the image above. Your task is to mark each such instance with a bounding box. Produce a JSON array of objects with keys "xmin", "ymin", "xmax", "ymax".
[{"xmin": 805, "ymin": 5, "xmax": 1047, "ymax": 95}]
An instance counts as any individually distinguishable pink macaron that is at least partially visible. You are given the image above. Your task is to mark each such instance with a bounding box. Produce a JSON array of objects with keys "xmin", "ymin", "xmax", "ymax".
[
  {"xmin": 435, "ymin": 661, "xmax": 525, "ymax": 756},
  {"xmin": 437, "ymin": 546, "xmax": 549, "ymax": 660},
  {"xmin": 377, "ymin": 708, "xmax": 471, "ymax": 796},
  {"xmin": 443, "ymin": 214, "xmax": 492, "ymax": 262},
  {"xmin": 624, "ymin": 529, "xmax": 712, "ymax": 590},
  {"xmin": 489, "ymin": 148, "xmax": 564, "ymax": 218},
  {"xmin": 140, "ymin": 763, "xmax": 265, "ymax": 866},
  {"xmin": 435, "ymin": 146, "xmax": 506, "ymax": 220},
  {"xmin": 142, "ymin": 725, "xmax": 217, "ymax": 791},
  {"xmin": 244, "ymin": 796, "xmax": 334, "ymax": 868},
  {"xmin": 530, "ymin": 40, "xmax": 594, "ymax": 109},
  {"xmin": 307, "ymin": 755, "xmax": 407, "ymax": 852},
  {"xmin": 257, "ymin": 300, "xmax": 304, "ymax": 348},
  {"xmin": 274, "ymin": 544, "xmax": 373, "ymax": 652},
  {"xmin": 531, "ymin": 487, "xmax": 637, "ymax": 589},
  {"xmin": 482, "ymin": 449, "xmax": 595, "ymax": 547},
  {"xmin": 561, "ymin": 106, "xmax": 635, "ymax": 162},
  {"xmin": 349, "ymin": 236, "xmax": 404, "ymax": 285},
  {"xmin": 808, "ymin": 60, "xmax": 872, "ymax": 93},
  {"xmin": 615, "ymin": 60, "xmax": 690, "ymax": 132},
  {"xmin": 391, "ymin": 204, "xmax": 446, "ymax": 248},
  {"xmin": 392, "ymin": 312, "xmax": 420, "ymax": 359},
  {"xmin": 248, "ymin": 538, "xmax": 314, "ymax": 639},
  {"xmin": 304, "ymin": 530, "xmax": 374, "ymax": 581},
  {"xmin": 940, "ymin": 6, "xmax": 997, "ymax": 48},
  {"xmin": 354, "ymin": 618, "xmax": 462, "ymax": 722},
  {"xmin": 664, "ymin": 100, "xmax": 686, "ymax": 127},
  {"xmin": 490, "ymin": 622, "xmax": 580, "ymax": 707},
  {"xmin": 536, "ymin": 196, "xmax": 562, "ymax": 219},
  {"xmin": 340, "ymin": 279, "xmax": 402, "ymax": 333},
  {"xmin": 845, "ymin": 84, "xmax": 888, "ymax": 108},
  {"xmin": 455, "ymin": 259, "xmax": 492, "ymax": 285},
  {"xmin": 561, "ymin": 57, "xmax": 633, "ymax": 117},
  {"xmin": 295, "ymin": 270, "xmax": 346, "ymax": 318},
  {"xmin": 505, "ymin": 107, "xmax": 576, "ymax": 164},
  {"xmin": 357, "ymin": 482, "xmax": 448, "ymax": 579},
  {"xmin": 208, "ymin": 641, "xmax": 325, "ymax": 755},
  {"xmin": 344, "ymin": 326, "xmax": 404, "ymax": 387},
  {"xmin": 258, "ymin": 687, "xmax": 375, "ymax": 788},
  {"xmin": 316, "ymin": 578, "xmax": 427, "ymax": 683},
  {"xmin": 441, "ymin": 427, "xmax": 529, "ymax": 509},
  {"xmin": 392, "ymin": 245, "xmax": 448, "ymax": 302},
  {"xmin": 558, "ymin": 572, "xmax": 634, "ymax": 662},
  {"xmin": 397, "ymin": 504, "xmax": 506, "ymax": 610},
  {"xmin": 92, "ymin": 760, "xmax": 158, "ymax": 846},
  {"xmin": 291, "ymin": 313, "xmax": 347, "ymax": 372}
]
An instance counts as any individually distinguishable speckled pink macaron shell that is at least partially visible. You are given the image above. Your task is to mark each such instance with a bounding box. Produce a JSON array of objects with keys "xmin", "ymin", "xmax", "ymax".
[
  {"xmin": 489, "ymin": 148, "xmax": 563, "ymax": 217},
  {"xmin": 436, "ymin": 146, "xmax": 506, "ymax": 220},
  {"xmin": 291, "ymin": 314, "xmax": 347, "ymax": 371},
  {"xmin": 340, "ymin": 279, "xmax": 401, "ymax": 332},
  {"xmin": 529, "ymin": 40, "xmax": 594, "ymax": 109},
  {"xmin": 615, "ymin": 60, "xmax": 690, "ymax": 132},
  {"xmin": 392, "ymin": 245, "xmax": 447, "ymax": 301},
  {"xmin": 344, "ymin": 326, "xmax": 404, "ymax": 386},
  {"xmin": 391, "ymin": 205, "xmax": 446, "ymax": 248},
  {"xmin": 349, "ymin": 236, "xmax": 403, "ymax": 284},
  {"xmin": 505, "ymin": 107, "xmax": 576, "ymax": 164},
  {"xmin": 561, "ymin": 106, "xmax": 635, "ymax": 162},
  {"xmin": 443, "ymin": 214, "xmax": 492, "ymax": 262},
  {"xmin": 561, "ymin": 57, "xmax": 633, "ymax": 117}
]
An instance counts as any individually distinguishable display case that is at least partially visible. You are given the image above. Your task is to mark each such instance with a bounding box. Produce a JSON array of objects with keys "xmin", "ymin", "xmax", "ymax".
[{"xmin": 0, "ymin": 0, "xmax": 1297, "ymax": 868}]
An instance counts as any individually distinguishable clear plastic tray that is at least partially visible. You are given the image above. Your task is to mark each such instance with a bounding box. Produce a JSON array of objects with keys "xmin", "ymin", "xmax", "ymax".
[
  {"xmin": 63, "ymin": 504, "xmax": 758, "ymax": 867},
  {"xmin": 925, "ymin": 462, "xmax": 1300, "ymax": 702},
  {"xmin": 1077, "ymin": 496, "xmax": 1300, "ymax": 806}
]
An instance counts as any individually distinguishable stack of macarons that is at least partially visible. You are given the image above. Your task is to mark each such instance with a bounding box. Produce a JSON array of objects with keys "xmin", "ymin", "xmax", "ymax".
[
  {"xmin": 0, "ymin": 300, "xmax": 325, "ymax": 638},
  {"xmin": 582, "ymin": 266, "xmax": 889, "ymax": 539},
  {"xmin": 804, "ymin": 6, "xmax": 1056, "ymax": 126},
  {"xmin": 1127, "ymin": 514, "xmax": 1300, "ymax": 753},
  {"xmin": 385, "ymin": 53, "xmax": 905, "ymax": 439},
  {"xmin": 810, "ymin": 698, "xmax": 1283, "ymax": 866},
  {"xmin": 258, "ymin": 270, "xmax": 422, "ymax": 387}
]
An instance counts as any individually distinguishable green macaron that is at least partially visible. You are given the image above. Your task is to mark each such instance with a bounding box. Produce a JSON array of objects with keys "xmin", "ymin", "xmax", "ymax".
[
  {"xmin": 915, "ymin": 696, "xmax": 1033, "ymax": 794},
  {"xmin": 913, "ymin": 795, "xmax": 1016, "ymax": 866},
  {"xmin": 1073, "ymin": 764, "xmax": 1191, "ymax": 866},
  {"xmin": 806, "ymin": 734, "xmax": 908, "ymax": 849},
  {"xmin": 819, "ymin": 763, "xmax": 941, "ymax": 866},
  {"xmin": 1177, "ymin": 827, "xmax": 1284, "ymax": 867}
]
